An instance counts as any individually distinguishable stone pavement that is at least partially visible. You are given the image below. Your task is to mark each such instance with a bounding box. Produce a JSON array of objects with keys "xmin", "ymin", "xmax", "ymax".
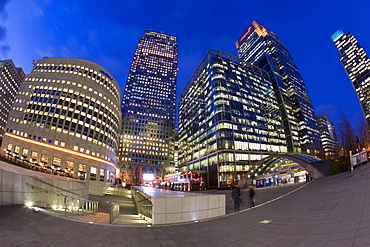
[{"xmin": 1, "ymin": 164, "xmax": 370, "ymax": 246}]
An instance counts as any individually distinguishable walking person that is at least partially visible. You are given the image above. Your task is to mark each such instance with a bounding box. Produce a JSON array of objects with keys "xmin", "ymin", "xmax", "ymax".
[
  {"xmin": 232, "ymin": 186, "xmax": 241, "ymax": 211},
  {"xmin": 249, "ymin": 185, "xmax": 255, "ymax": 208}
]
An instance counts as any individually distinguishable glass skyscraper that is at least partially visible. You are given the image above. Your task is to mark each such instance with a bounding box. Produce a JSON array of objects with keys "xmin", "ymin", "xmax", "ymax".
[
  {"xmin": 236, "ymin": 21, "xmax": 322, "ymax": 156},
  {"xmin": 0, "ymin": 60, "xmax": 24, "ymax": 143},
  {"xmin": 178, "ymin": 49, "xmax": 289, "ymax": 188},
  {"xmin": 316, "ymin": 115, "xmax": 339, "ymax": 159},
  {"xmin": 331, "ymin": 30, "xmax": 370, "ymax": 129},
  {"xmin": 120, "ymin": 30, "xmax": 178, "ymax": 183}
]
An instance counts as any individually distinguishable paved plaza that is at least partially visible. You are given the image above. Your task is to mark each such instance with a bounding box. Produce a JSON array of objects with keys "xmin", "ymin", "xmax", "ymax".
[{"xmin": 1, "ymin": 164, "xmax": 370, "ymax": 246}]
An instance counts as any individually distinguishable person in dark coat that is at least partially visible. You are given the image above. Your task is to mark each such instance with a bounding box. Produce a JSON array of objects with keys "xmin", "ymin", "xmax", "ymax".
[
  {"xmin": 249, "ymin": 185, "xmax": 255, "ymax": 208},
  {"xmin": 232, "ymin": 186, "xmax": 241, "ymax": 211}
]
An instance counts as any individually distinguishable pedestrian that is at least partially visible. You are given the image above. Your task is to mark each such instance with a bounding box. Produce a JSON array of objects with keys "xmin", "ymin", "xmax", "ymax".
[
  {"xmin": 232, "ymin": 186, "xmax": 241, "ymax": 211},
  {"xmin": 249, "ymin": 185, "xmax": 255, "ymax": 208}
]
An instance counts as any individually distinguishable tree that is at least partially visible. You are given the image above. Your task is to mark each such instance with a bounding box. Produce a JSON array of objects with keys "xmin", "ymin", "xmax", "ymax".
[
  {"xmin": 132, "ymin": 165, "xmax": 143, "ymax": 185},
  {"xmin": 337, "ymin": 110, "xmax": 356, "ymax": 155},
  {"xmin": 357, "ymin": 115, "xmax": 370, "ymax": 150}
]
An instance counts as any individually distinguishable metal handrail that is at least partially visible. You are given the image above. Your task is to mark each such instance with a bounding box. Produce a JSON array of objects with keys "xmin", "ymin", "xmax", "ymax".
[
  {"xmin": 25, "ymin": 182, "xmax": 99, "ymax": 217},
  {"xmin": 131, "ymin": 187, "xmax": 152, "ymax": 220},
  {"xmin": 107, "ymin": 201, "xmax": 120, "ymax": 224}
]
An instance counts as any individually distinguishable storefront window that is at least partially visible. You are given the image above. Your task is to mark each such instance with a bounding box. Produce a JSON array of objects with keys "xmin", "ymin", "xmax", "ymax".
[
  {"xmin": 79, "ymin": 164, "xmax": 86, "ymax": 180},
  {"xmin": 90, "ymin": 167, "xmax": 97, "ymax": 180},
  {"xmin": 30, "ymin": 151, "xmax": 38, "ymax": 163},
  {"xmin": 52, "ymin": 157, "xmax": 61, "ymax": 169},
  {"xmin": 14, "ymin": 145, "xmax": 20, "ymax": 154},
  {"xmin": 41, "ymin": 153, "xmax": 48, "ymax": 165},
  {"xmin": 65, "ymin": 161, "xmax": 74, "ymax": 177},
  {"xmin": 22, "ymin": 148, "xmax": 28, "ymax": 158},
  {"xmin": 100, "ymin": 168, "xmax": 105, "ymax": 181}
]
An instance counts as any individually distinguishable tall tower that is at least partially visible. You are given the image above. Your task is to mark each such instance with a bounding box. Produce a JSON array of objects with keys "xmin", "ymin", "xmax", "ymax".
[
  {"xmin": 0, "ymin": 60, "xmax": 24, "ymax": 142},
  {"xmin": 316, "ymin": 115, "xmax": 339, "ymax": 159},
  {"xmin": 120, "ymin": 30, "xmax": 178, "ymax": 182},
  {"xmin": 235, "ymin": 21, "xmax": 322, "ymax": 156},
  {"xmin": 331, "ymin": 30, "xmax": 370, "ymax": 129}
]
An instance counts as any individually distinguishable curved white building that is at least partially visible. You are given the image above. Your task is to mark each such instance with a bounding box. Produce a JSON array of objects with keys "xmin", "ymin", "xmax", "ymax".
[{"xmin": 2, "ymin": 58, "xmax": 121, "ymax": 182}]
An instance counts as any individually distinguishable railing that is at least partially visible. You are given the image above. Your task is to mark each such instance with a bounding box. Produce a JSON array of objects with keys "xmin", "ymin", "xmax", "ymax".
[
  {"xmin": 131, "ymin": 187, "xmax": 152, "ymax": 222},
  {"xmin": 106, "ymin": 185, "xmax": 127, "ymax": 196},
  {"xmin": 107, "ymin": 201, "xmax": 120, "ymax": 224},
  {"xmin": 25, "ymin": 182, "xmax": 98, "ymax": 217}
]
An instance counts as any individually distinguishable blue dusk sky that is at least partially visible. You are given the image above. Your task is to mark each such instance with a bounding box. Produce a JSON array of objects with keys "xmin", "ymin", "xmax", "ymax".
[{"xmin": 0, "ymin": 0, "xmax": 368, "ymax": 132}]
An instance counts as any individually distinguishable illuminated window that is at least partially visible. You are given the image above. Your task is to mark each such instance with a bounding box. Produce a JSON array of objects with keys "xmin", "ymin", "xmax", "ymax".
[
  {"xmin": 90, "ymin": 167, "xmax": 97, "ymax": 180},
  {"xmin": 79, "ymin": 164, "xmax": 87, "ymax": 180},
  {"xmin": 65, "ymin": 160, "xmax": 74, "ymax": 173},
  {"xmin": 52, "ymin": 157, "xmax": 61, "ymax": 168},
  {"xmin": 22, "ymin": 148, "xmax": 28, "ymax": 157},
  {"xmin": 7, "ymin": 143, "xmax": 12, "ymax": 151},
  {"xmin": 40, "ymin": 153, "xmax": 48, "ymax": 165},
  {"xmin": 100, "ymin": 168, "xmax": 105, "ymax": 181},
  {"xmin": 31, "ymin": 151, "xmax": 38, "ymax": 161}
]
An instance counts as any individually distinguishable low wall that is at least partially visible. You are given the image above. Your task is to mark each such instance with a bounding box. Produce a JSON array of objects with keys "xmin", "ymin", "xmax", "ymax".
[
  {"xmin": 88, "ymin": 180, "xmax": 111, "ymax": 196},
  {"xmin": 132, "ymin": 186, "xmax": 226, "ymax": 225},
  {"xmin": 0, "ymin": 161, "xmax": 88, "ymax": 206}
]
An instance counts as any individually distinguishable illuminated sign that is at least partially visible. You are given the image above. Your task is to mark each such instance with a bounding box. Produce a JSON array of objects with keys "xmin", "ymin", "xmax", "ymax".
[
  {"xmin": 143, "ymin": 174, "xmax": 155, "ymax": 181},
  {"xmin": 331, "ymin": 29, "xmax": 344, "ymax": 42},
  {"xmin": 100, "ymin": 70, "xmax": 114, "ymax": 81},
  {"xmin": 253, "ymin": 21, "xmax": 268, "ymax": 37},
  {"xmin": 240, "ymin": 27, "xmax": 253, "ymax": 41}
]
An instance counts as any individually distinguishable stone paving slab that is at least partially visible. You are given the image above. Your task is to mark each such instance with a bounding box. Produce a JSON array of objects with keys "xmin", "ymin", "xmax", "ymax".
[{"xmin": 2, "ymin": 165, "xmax": 370, "ymax": 246}]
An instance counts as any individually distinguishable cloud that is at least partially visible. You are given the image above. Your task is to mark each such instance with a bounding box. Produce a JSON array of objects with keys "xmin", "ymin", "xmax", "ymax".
[
  {"xmin": 0, "ymin": 0, "xmax": 9, "ymax": 12},
  {"xmin": 1, "ymin": 44, "xmax": 9, "ymax": 53},
  {"xmin": 0, "ymin": 0, "xmax": 10, "ymax": 59},
  {"xmin": 0, "ymin": 25, "xmax": 6, "ymax": 40},
  {"xmin": 34, "ymin": 45, "xmax": 55, "ymax": 58}
]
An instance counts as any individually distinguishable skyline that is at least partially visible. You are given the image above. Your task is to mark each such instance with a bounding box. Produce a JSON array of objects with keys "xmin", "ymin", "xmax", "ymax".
[{"xmin": 0, "ymin": 0, "xmax": 368, "ymax": 133}]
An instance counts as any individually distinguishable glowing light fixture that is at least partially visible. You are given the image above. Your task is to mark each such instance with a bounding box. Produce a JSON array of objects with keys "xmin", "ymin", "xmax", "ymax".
[{"xmin": 25, "ymin": 201, "xmax": 33, "ymax": 208}]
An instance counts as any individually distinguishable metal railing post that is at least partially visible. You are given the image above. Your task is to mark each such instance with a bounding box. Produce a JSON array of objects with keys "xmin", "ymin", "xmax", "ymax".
[{"xmin": 64, "ymin": 196, "xmax": 67, "ymax": 217}]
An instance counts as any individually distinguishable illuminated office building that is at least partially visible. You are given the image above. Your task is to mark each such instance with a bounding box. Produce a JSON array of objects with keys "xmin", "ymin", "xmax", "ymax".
[
  {"xmin": 0, "ymin": 60, "xmax": 24, "ymax": 142},
  {"xmin": 178, "ymin": 49, "xmax": 290, "ymax": 188},
  {"xmin": 236, "ymin": 21, "xmax": 322, "ymax": 156},
  {"xmin": 2, "ymin": 58, "xmax": 121, "ymax": 181},
  {"xmin": 120, "ymin": 30, "xmax": 178, "ymax": 180},
  {"xmin": 331, "ymin": 30, "xmax": 370, "ymax": 129},
  {"xmin": 316, "ymin": 115, "xmax": 339, "ymax": 159}
]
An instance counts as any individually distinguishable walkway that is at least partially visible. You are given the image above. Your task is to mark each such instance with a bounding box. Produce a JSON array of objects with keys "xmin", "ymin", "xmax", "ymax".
[{"xmin": 1, "ymin": 165, "xmax": 370, "ymax": 246}]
